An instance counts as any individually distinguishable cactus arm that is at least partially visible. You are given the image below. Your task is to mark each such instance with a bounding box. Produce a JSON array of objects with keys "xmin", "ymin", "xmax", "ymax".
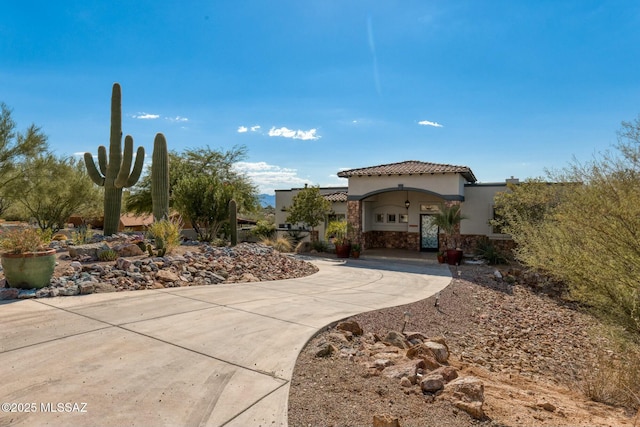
[
  {"xmin": 125, "ymin": 146, "xmax": 145, "ymax": 188},
  {"xmin": 115, "ymin": 135, "xmax": 134, "ymax": 188},
  {"xmin": 84, "ymin": 152, "xmax": 105, "ymax": 186},
  {"xmin": 97, "ymin": 146, "xmax": 108, "ymax": 176}
]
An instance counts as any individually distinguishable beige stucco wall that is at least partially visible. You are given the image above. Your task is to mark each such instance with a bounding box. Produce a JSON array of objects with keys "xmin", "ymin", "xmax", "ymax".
[
  {"xmin": 460, "ymin": 184, "xmax": 509, "ymax": 236},
  {"xmin": 346, "ymin": 173, "xmax": 466, "ymax": 198}
]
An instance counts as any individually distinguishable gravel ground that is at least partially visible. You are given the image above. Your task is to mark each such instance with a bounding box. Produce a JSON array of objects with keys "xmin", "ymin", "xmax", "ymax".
[{"xmin": 288, "ymin": 262, "xmax": 638, "ymax": 427}]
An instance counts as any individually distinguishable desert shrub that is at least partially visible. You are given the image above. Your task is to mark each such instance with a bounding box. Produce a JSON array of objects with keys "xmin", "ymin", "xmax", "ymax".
[
  {"xmin": 579, "ymin": 328, "xmax": 640, "ymax": 410},
  {"xmin": 97, "ymin": 249, "xmax": 118, "ymax": 261},
  {"xmin": 72, "ymin": 224, "xmax": 94, "ymax": 244},
  {"xmin": 261, "ymin": 236, "xmax": 292, "ymax": 252},
  {"xmin": 146, "ymin": 218, "xmax": 182, "ymax": 255},
  {"xmin": 493, "ymin": 118, "xmax": 640, "ymax": 335},
  {"xmin": 252, "ymin": 220, "xmax": 276, "ymax": 239},
  {"xmin": 475, "ymin": 240, "xmax": 508, "ymax": 265},
  {"xmin": 311, "ymin": 239, "xmax": 329, "ymax": 253}
]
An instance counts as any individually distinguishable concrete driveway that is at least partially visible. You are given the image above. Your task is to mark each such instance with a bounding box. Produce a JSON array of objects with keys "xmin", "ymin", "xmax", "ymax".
[{"xmin": 0, "ymin": 256, "xmax": 451, "ymax": 427}]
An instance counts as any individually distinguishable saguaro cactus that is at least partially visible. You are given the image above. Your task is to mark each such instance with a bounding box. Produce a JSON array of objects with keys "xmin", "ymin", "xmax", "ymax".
[
  {"xmin": 229, "ymin": 199, "xmax": 237, "ymax": 246},
  {"xmin": 151, "ymin": 133, "xmax": 170, "ymax": 221},
  {"xmin": 84, "ymin": 83, "xmax": 145, "ymax": 236}
]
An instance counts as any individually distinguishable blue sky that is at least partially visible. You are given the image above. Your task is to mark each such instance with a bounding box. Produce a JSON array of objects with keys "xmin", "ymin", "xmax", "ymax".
[{"xmin": 2, "ymin": 1, "xmax": 640, "ymax": 194}]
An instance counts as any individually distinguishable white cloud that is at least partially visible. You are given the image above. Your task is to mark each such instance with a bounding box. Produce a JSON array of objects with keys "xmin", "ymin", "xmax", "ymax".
[
  {"xmin": 132, "ymin": 113, "xmax": 160, "ymax": 120},
  {"xmin": 233, "ymin": 161, "xmax": 309, "ymax": 193},
  {"xmin": 238, "ymin": 125, "xmax": 261, "ymax": 133},
  {"xmin": 166, "ymin": 116, "xmax": 188, "ymax": 123},
  {"xmin": 268, "ymin": 127, "xmax": 320, "ymax": 141},
  {"xmin": 418, "ymin": 120, "xmax": 443, "ymax": 128}
]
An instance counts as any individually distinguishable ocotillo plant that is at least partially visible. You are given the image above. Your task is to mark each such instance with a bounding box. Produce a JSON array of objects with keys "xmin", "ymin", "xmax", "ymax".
[
  {"xmin": 84, "ymin": 83, "xmax": 145, "ymax": 235},
  {"xmin": 229, "ymin": 199, "xmax": 237, "ymax": 246},
  {"xmin": 151, "ymin": 133, "xmax": 170, "ymax": 221}
]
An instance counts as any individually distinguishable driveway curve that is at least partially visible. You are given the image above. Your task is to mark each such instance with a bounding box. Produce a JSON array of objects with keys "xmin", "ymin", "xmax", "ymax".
[{"xmin": 0, "ymin": 256, "xmax": 451, "ymax": 427}]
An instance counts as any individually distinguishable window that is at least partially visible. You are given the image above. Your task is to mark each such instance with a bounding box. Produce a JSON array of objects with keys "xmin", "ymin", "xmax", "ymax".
[
  {"xmin": 327, "ymin": 213, "xmax": 346, "ymax": 223},
  {"xmin": 399, "ymin": 214, "xmax": 408, "ymax": 223},
  {"xmin": 375, "ymin": 213, "xmax": 385, "ymax": 223},
  {"xmin": 387, "ymin": 213, "xmax": 396, "ymax": 223}
]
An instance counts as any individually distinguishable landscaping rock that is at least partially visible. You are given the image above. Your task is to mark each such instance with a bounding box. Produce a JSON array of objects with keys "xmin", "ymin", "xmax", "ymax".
[
  {"xmin": 420, "ymin": 373, "xmax": 444, "ymax": 393},
  {"xmin": 383, "ymin": 331, "xmax": 410, "ymax": 349},
  {"xmin": 0, "ymin": 287, "xmax": 19, "ymax": 300},
  {"xmin": 443, "ymin": 376, "xmax": 485, "ymax": 419},
  {"xmin": 68, "ymin": 243, "xmax": 110, "ymax": 260},
  {"xmin": 372, "ymin": 413, "xmax": 400, "ymax": 427},
  {"xmin": 337, "ymin": 320, "xmax": 364, "ymax": 336},
  {"xmin": 424, "ymin": 341, "xmax": 449, "ymax": 363}
]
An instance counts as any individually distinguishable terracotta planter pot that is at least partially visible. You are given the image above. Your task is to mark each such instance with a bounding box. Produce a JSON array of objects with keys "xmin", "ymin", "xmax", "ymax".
[
  {"xmin": 446, "ymin": 249, "xmax": 461, "ymax": 265},
  {"xmin": 1, "ymin": 249, "xmax": 56, "ymax": 289},
  {"xmin": 351, "ymin": 251, "xmax": 360, "ymax": 259},
  {"xmin": 335, "ymin": 244, "xmax": 351, "ymax": 259}
]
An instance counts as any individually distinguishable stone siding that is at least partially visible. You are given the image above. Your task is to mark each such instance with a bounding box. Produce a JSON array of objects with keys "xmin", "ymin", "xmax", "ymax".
[{"xmin": 363, "ymin": 231, "xmax": 420, "ymax": 251}]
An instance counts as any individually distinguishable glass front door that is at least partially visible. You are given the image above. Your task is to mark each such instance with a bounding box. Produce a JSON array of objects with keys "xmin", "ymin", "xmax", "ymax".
[{"xmin": 420, "ymin": 214, "xmax": 439, "ymax": 251}]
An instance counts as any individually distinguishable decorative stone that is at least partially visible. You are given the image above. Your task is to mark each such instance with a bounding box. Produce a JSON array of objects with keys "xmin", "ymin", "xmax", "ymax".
[
  {"xmin": 336, "ymin": 320, "xmax": 363, "ymax": 336},
  {"xmin": 0, "ymin": 287, "xmax": 19, "ymax": 300},
  {"xmin": 114, "ymin": 243, "xmax": 144, "ymax": 257},
  {"xmin": 79, "ymin": 283, "xmax": 95, "ymax": 295},
  {"xmin": 424, "ymin": 341, "xmax": 449, "ymax": 363},
  {"xmin": 68, "ymin": 243, "xmax": 110, "ymax": 260},
  {"xmin": 430, "ymin": 366, "xmax": 458, "ymax": 382},
  {"xmin": 156, "ymin": 270, "xmax": 180, "ymax": 282},
  {"xmin": 372, "ymin": 414, "xmax": 400, "ymax": 427},
  {"xmin": 383, "ymin": 331, "xmax": 410, "ymax": 349},
  {"xmin": 420, "ymin": 374, "xmax": 444, "ymax": 393},
  {"xmin": 18, "ymin": 289, "xmax": 37, "ymax": 299},
  {"xmin": 443, "ymin": 376, "xmax": 485, "ymax": 419},
  {"xmin": 315, "ymin": 343, "xmax": 337, "ymax": 358},
  {"xmin": 70, "ymin": 261, "xmax": 83, "ymax": 272},
  {"xmin": 116, "ymin": 258, "xmax": 132, "ymax": 271}
]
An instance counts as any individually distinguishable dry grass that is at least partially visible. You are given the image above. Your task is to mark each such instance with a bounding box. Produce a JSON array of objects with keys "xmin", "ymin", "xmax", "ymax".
[
  {"xmin": 579, "ymin": 327, "xmax": 640, "ymax": 411},
  {"xmin": 261, "ymin": 236, "xmax": 293, "ymax": 252}
]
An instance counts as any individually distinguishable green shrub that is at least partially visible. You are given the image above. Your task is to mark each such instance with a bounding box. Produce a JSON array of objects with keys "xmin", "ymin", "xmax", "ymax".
[
  {"xmin": 252, "ymin": 220, "xmax": 276, "ymax": 239},
  {"xmin": 311, "ymin": 240, "xmax": 329, "ymax": 252},
  {"xmin": 97, "ymin": 249, "xmax": 118, "ymax": 261},
  {"xmin": 146, "ymin": 217, "xmax": 182, "ymax": 255},
  {"xmin": 475, "ymin": 240, "xmax": 508, "ymax": 265}
]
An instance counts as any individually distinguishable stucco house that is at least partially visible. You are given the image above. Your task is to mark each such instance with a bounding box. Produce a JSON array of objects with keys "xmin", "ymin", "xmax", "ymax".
[{"xmin": 275, "ymin": 160, "xmax": 517, "ymax": 253}]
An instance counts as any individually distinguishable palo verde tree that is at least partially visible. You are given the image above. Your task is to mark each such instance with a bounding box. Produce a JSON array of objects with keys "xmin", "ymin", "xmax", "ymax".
[
  {"xmin": 285, "ymin": 185, "xmax": 331, "ymax": 241},
  {"xmin": 0, "ymin": 103, "xmax": 49, "ymax": 216},
  {"xmin": 494, "ymin": 116, "xmax": 640, "ymax": 336},
  {"xmin": 127, "ymin": 145, "xmax": 259, "ymax": 241},
  {"xmin": 14, "ymin": 155, "xmax": 102, "ymax": 232}
]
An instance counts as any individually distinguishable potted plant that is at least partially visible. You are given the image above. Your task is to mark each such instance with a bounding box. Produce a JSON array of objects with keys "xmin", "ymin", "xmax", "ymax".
[
  {"xmin": 325, "ymin": 219, "xmax": 350, "ymax": 258},
  {"xmin": 351, "ymin": 243, "xmax": 361, "ymax": 259},
  {"xmin": 430, "ymin": 204, "xmax": 467, "ymax": 265},
  {"xmin": 436, "ymin": 251, "xmax": 446, "ymax": 264},
  {"xmin": 0, "ymin": 227, "xmax": 55, "ymax": 289}
]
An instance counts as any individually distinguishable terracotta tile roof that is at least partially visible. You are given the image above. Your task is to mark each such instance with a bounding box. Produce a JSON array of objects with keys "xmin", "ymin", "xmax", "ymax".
[
  {"xmin": 337, "ymin": 160, "xmax": 477, "ymax": 183},
  {"xmin": 323, "ymin": 191, "xmax": 348, "ymax": 202}
]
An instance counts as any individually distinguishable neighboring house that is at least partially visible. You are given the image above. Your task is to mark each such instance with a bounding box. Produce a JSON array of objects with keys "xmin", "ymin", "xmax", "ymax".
[{"xmin": 275, "ymin": 160, "xmax": 516, "ymax": 253}]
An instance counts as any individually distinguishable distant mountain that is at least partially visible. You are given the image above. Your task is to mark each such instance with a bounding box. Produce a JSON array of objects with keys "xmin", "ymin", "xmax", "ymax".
[{"xmin": 259, "ymin": 194, "xmax": 276, "ymax": 207}]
